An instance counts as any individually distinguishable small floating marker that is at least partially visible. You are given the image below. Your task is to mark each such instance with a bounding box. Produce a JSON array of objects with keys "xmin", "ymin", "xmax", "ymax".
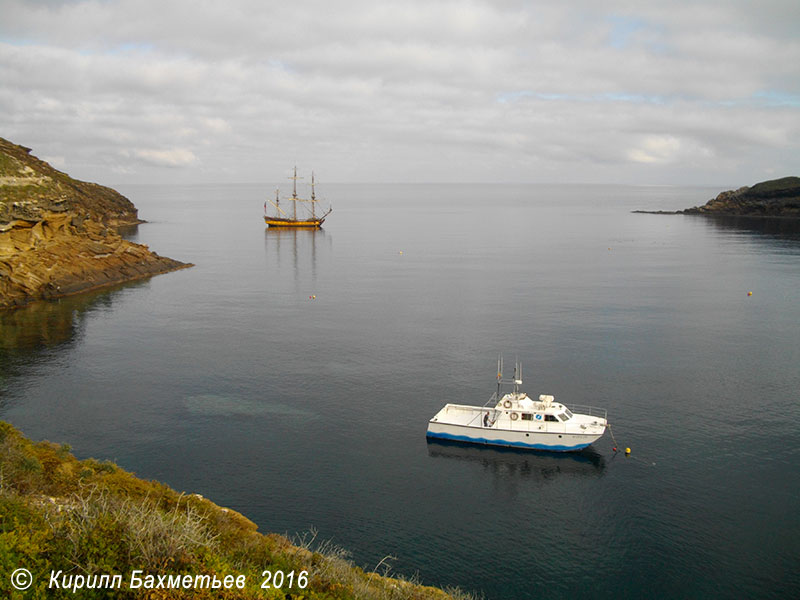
[
  {"xmin": 625, "ymin": 447, "xmax": 631, "ymax": 455},
  {"xmin": 309, "ymin": 295, "xmax": 316, "ymax": 300},
  {"xmin": 747, "ymin": 291, "xmax": 753, "ymax": 296},
  {"xmin": 398, "ymin": 250, "xmax": 403, "ymax": 255}
]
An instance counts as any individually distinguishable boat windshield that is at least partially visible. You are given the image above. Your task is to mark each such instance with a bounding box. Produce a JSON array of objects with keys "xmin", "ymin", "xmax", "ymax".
[
  {"xmin": 564, "ymin": 408, "xmax": 574, "ymax": 418},
  {"xmin": 558, "ymin": 412, "xmax": 571, "ymax": 421}
]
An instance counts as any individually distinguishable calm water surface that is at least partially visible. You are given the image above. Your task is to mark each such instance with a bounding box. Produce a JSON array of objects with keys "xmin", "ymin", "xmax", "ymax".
[{"xmin": 1, "ymin": 183, "xmax": 799, "ymax": 599}]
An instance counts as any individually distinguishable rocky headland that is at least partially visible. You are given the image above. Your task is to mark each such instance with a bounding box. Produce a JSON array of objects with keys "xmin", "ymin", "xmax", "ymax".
[
  {"xmin": 632, "ymin": 177, "xmax": 800, "ymax": 218},
  {"xmin": 634, "ymin": 176, "xmax": 800, "ymax": 217},
  {"xmin": 683, "ymin": 177, "xmax": 800, "ymax": 216},
  {"xmin": 0, "ymin": 137, "xmax": 191, "ymax": 309}
]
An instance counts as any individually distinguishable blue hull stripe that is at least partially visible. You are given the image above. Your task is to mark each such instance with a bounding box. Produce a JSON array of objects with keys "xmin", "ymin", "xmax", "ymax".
[{"xmin": 426, "ymin": 431, "xmax": 591, "ymax": 452}]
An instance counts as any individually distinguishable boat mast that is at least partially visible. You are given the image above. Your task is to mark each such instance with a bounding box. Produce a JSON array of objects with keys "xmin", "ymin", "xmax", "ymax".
[
  {"xmin": 289, "ymin": 166, "xmax": 303, "ymax": 220},
  {"xmin": 311, "ymin": 171, "xmax": 316, "ymax": 219}
]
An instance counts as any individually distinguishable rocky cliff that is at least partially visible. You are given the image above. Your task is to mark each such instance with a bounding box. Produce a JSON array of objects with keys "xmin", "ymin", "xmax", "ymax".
[
  {"xmin": 682, "ymin": 176, "xmax": 800, "ymax": 216},
  {"xmin": 0, "ymin": 137, "xmax": 191, "ymax": 309}
]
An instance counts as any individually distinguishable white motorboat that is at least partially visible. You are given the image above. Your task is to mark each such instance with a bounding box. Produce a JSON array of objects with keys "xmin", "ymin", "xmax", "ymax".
[{"xmin": 426, "ymin": 357, "xmax": 608, "ymax": 452}]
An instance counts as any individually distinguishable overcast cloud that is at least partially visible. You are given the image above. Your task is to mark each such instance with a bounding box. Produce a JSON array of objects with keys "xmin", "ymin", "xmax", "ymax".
[{"xmin": 1, "ymin": 0, "xmax": 798, "ymax": 185}]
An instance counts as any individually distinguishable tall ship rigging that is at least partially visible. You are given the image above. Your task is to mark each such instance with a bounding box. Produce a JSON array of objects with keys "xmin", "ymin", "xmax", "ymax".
[{"xmin": 264, "ymin": 167, "xmax": 332, "ymax": 228}]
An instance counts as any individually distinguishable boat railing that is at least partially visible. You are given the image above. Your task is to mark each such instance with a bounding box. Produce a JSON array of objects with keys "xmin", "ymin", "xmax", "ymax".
[{"xmin": 566, "ymin": 404, "xmax": 607, "ymax": 420}]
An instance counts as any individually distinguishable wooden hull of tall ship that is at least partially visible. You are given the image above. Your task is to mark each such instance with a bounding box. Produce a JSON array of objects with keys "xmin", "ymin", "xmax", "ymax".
[{"xmin": 263, "ymin": 215, "xmax": 327, "ymax": 228}]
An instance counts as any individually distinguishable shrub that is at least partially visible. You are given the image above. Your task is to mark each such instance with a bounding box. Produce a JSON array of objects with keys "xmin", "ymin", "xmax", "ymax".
[{"xmin": 0, "ymin": 421, "xmax": 476, "ymax": 600}]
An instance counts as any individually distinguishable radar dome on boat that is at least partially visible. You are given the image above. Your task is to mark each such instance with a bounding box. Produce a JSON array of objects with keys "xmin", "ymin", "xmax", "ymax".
[{"xmin": 518, "ymin": 396, "xmax": 535, "ymax": 409}]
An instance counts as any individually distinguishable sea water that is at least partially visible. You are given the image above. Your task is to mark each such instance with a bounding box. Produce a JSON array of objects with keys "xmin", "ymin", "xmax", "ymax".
[{"xmin": 1, "ymin": 183, "xmax": 798, "ymax": 599}]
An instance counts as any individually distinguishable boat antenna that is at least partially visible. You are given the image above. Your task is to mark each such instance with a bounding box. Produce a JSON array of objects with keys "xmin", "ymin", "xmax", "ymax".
[{"xmin": 496, "ymin": 353, "xmax": 503, "ymax": 401}]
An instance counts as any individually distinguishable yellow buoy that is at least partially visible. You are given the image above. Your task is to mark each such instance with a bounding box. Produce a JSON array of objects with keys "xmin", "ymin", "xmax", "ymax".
[
  {"xmin": 747, "ymin": 291, "xmax": 753, "ymax": 296},
  {"xmin": 625, "ymin": 447, "xmax": 631, "ymax": 455}
]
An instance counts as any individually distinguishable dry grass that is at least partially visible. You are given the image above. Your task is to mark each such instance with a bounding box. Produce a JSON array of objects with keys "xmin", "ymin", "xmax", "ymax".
[{"xmin": 1, "ymin": 420, "xmax": 481, "ymax": 599}]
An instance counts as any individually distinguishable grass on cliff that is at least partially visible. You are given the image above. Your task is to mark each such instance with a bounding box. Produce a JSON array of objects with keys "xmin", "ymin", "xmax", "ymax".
[
  {"xmin": 1, "ymin": 137, "xmax": 138, "ymax": 224},
  {"xmin": 0, "ymin": 421, "xmax": 478, "ymax": 600},
  {"xmin": 748, "ymin": 176, "xmax": 800, "ymax": 197},
  {"xmin": 0, "ymin": 145, "xmax": 57, "ymax": 199}
]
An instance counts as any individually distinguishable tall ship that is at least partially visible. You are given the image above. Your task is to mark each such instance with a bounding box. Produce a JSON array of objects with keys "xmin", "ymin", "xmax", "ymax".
[{"xmin": 264, "ymin": 167, "xmax": 332, "ymax": 228}]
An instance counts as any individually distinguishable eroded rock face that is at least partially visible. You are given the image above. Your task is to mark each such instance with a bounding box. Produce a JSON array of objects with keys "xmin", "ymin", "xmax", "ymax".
[{"xmin": 1, "ymin": 137, "xmax": 191, "ymax": 309}]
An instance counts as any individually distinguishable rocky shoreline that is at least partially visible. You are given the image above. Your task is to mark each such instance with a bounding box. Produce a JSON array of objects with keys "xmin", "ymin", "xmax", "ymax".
[
  {"xmin": 0, "ymin": 137, "xmax": 192, "ymax": 309},
  {"xmin": 634, "ymin": 176, "xmax": 800, "ymax": 217}
]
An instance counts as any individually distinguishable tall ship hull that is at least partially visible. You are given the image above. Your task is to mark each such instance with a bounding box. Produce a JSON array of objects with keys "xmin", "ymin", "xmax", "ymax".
[
  {"xmin": 263, "ymin": 167, "xmax": 332, "ymax": 228},
  {"xmin": 263, "ymin": 216, "xmax": 327, "ymax": 228}
]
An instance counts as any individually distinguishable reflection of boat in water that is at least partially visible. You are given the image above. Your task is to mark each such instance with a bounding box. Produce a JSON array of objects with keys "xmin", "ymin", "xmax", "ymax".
[
  {"xmin": 427, "ymin": 357, "xmax": 608, "ymax": 452},
  {"xmin": 426, "ymin": 438, "xmax": 606, "ymax": 480},
  {"xmin": 263, "ymin": 225, "xmax": 329, "ymax": 282},
  {"xmin": 263, "ymin": 167, "xmax": 332, "ymax": 228}
]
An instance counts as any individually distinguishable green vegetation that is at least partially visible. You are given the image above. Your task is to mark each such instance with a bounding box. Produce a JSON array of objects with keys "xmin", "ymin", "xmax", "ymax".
[
  {"xmin": 747, "ymin": 176, "xmax": 800, "ymax": 198},
  {"xmin": 0, "ymin": 421, "xmax": 476, "ymax": 599}
]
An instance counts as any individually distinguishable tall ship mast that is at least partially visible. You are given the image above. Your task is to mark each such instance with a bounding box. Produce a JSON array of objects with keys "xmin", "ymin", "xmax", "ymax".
[{"xmin": 264, "ymin": 166, "xmax": 332, "ymax": 228}]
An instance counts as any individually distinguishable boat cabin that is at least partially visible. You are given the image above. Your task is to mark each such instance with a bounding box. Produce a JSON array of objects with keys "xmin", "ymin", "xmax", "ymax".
[{"xmin": 494, "ymin": 392, "xmax": 573, "ymax": 421}]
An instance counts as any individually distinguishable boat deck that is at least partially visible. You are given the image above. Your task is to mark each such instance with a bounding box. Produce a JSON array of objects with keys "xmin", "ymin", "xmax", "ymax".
[{"xmin": 431, "ymin": 404, "xmax": 487, "ymax": 426}]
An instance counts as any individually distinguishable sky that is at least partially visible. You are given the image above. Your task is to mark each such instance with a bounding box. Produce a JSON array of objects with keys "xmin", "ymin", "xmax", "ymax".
[{"xmin": 1, "ymin": 0, "xmax": 799, "ymax": 186}]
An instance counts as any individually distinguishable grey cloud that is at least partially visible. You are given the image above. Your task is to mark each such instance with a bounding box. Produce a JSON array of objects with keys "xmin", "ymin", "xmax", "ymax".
[{"xmin": 0, "ymin": 0, "xmax": 798, "ymax": 185}]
